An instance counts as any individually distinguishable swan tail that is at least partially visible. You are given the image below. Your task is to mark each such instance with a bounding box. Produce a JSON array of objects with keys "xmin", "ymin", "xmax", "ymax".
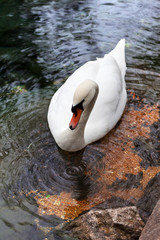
[{"xmin": 108, "ymin": 39, "xmax": 127, "ymax": 78}]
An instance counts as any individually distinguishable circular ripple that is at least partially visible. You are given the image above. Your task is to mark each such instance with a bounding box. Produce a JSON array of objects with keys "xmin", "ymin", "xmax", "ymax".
[{"xmin": 0, "ymin": 90, "xmax": 105, "ymax": 202}]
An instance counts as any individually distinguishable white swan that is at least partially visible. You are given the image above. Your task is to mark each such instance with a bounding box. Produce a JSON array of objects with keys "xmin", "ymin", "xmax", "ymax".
[{"xmin": 48, "ymin": 39, "xmax": 127, "ymax": 152}]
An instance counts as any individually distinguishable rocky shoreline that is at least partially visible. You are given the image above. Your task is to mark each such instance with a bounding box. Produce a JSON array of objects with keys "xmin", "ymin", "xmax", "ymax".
[{"xmin": 64, "ymin": 198, "xmax": 160, "ymax": 240}]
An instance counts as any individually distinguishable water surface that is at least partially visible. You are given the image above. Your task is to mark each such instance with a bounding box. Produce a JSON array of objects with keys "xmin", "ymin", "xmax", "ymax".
[{"xmin": 0, "ymin": 0, "xmax": 160, "ymax": 239}]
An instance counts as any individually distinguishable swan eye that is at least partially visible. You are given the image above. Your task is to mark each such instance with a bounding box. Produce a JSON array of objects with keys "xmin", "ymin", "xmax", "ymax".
[{"xmin": 71, "ymin": 99, "xmax": 84, "ymax": 113}]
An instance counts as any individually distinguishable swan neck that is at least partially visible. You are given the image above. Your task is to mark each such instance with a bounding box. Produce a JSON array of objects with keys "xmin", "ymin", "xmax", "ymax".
[{"xmin": 59, "ymin": 83, "xmax": 98, "ymax": 152}]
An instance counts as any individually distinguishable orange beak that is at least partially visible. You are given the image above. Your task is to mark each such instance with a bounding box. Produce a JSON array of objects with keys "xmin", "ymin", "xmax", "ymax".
[{"xmin": 69, "ymin": 109, "xmax": 83, "ymax": 130}]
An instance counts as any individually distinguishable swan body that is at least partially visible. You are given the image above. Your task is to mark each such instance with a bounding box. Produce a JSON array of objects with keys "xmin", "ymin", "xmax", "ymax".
[{"xmin": 48, "ymin": 39, "xmax": 127, "ymax": 152}]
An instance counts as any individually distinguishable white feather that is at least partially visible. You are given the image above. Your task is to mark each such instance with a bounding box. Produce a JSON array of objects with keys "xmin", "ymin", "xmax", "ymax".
[{"xmin": 48, "ymin": 39, "xmax": 127, "ymax": 152}]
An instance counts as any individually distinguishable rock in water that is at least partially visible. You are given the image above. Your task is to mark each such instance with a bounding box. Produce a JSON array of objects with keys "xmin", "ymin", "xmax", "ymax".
[{"xmin": 65, "ymin": 206, "xmax": 144, "ymax": 240}]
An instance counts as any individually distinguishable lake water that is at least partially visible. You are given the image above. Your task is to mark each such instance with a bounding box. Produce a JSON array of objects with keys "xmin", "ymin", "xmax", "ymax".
[{"xmin": 0, "ymin": 0, "xmax": 160, "ymax": 239}]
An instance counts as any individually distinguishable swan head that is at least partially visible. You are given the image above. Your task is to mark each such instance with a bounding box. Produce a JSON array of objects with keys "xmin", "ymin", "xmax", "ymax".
[{"xmin": 69, "ymin": 80, "xmax": 99, "ymax": 130}]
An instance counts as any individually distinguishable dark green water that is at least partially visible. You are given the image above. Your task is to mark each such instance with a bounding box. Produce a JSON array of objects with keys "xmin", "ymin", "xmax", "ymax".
[{"xmin": 0, "ymin": 0, "xmax": 160, "ymax": 239}]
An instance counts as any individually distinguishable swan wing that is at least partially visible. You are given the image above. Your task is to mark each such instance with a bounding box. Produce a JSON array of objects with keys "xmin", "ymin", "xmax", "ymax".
[
  {"xmin": 108, "ymin": 39, "xmax": 126, "ymax": 79},
  {"xmin": 84, "ymin": 40, "xmax": 127, "ymax": 144}
]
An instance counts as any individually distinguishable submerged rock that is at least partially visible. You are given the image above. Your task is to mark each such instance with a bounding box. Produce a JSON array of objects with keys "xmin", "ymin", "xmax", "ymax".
[
  {"xmin": 65, "ymin": 206, "xmax": 144, "ymax": 240},
  {"xmin": 139, "ymin": 199, "xmax": 160, "ymax": 240}
]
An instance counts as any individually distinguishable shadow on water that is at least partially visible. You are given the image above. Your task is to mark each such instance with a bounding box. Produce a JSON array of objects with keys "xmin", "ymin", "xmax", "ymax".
[
  {"xmin": 18, "ymin": 137, "xmax": 104, "ymax": 201},
  {"xmin": 0, "ymin": 0, "xmax": 160, "ymax": 239}
]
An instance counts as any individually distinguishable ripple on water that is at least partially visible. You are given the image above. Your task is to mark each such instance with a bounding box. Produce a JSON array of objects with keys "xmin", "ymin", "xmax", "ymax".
[
  {"xmin": 126, "ymin": 67, "xmax": 160, "ymax": 102},
  {"xmin": 0, "ymin": 89, "xmax": 105, "ymax": 205}
]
